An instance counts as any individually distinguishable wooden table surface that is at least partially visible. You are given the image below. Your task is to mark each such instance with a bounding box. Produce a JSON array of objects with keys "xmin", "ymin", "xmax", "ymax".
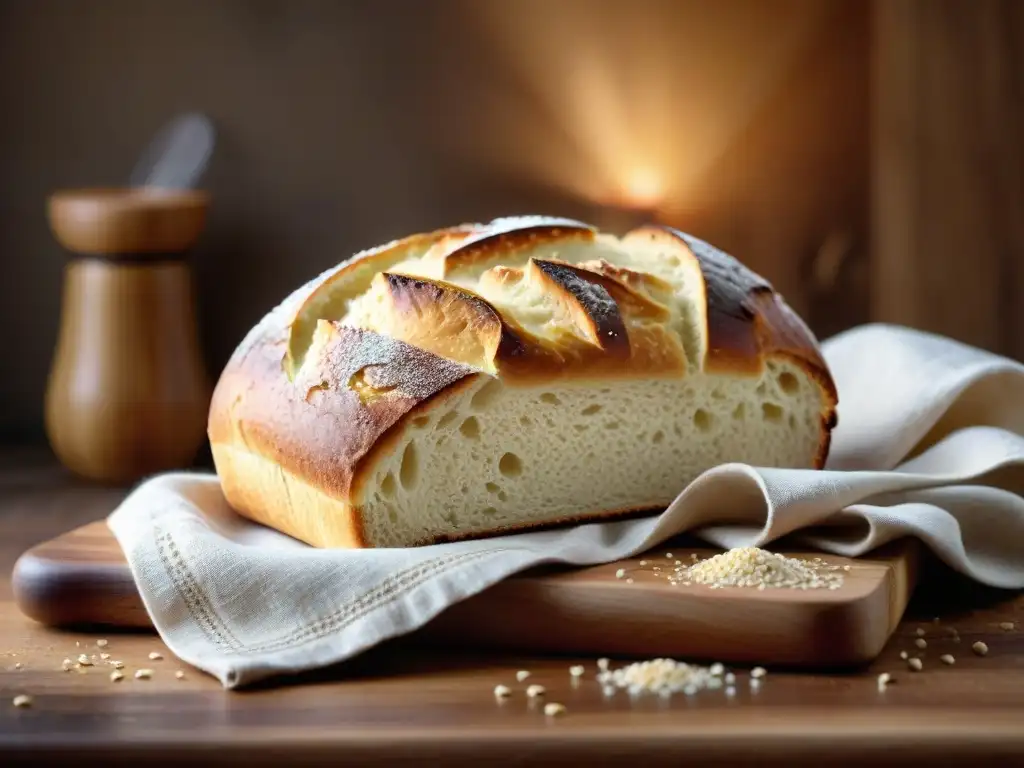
[{"xmin": 1, "ymin": 448, "xmax": 1023, "ymax": 767}]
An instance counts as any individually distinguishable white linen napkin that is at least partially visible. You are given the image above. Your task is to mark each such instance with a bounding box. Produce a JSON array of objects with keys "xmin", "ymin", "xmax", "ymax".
[{"xmin": 108, "ymin": 323, "xmax": 1024, "ymax": 688}]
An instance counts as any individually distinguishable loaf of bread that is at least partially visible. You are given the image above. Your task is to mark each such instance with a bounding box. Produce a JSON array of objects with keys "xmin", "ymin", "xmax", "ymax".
[{"xmin": 208, "ymin": 216, "xmax": 838, "ymax": 549}]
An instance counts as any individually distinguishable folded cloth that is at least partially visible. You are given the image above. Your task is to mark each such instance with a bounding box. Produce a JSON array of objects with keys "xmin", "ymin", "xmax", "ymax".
[{"xmin": 108, "ymin": 324, "xmax": 1024, "ymax": 688}]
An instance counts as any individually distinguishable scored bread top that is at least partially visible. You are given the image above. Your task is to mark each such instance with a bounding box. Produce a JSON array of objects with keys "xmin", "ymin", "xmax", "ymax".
[{"xmin": 208, "ymin": 216, "xmax": 838, "ymax": 507}]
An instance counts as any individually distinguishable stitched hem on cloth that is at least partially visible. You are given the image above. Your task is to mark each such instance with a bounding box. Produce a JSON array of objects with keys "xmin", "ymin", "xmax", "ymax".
[{"xmin": 156, "ymin": 524, "xmax": 526, "ymax": 656}]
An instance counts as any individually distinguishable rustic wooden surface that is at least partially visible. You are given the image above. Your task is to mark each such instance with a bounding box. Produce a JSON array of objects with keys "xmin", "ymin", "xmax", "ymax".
[
  {"xmin": 871, "ymin": 0, "xmax": 1024, "ymax": 358},
  {"xmin": 10, "ymin": 521, "xmax": 918, "ymax": 669},
  {"xmin": 1, "ymin": 447, "xmax": 1023, "ymax": 766}
]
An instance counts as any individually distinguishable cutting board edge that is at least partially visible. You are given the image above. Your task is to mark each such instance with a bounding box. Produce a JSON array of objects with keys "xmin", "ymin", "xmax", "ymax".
[
  {"xmin": 10, "ymin": 522, "xmax": 920, "ymax": 668},
  {"xmin": 422, "ymin": 545, "xmax": 912, "ymax": 667}
]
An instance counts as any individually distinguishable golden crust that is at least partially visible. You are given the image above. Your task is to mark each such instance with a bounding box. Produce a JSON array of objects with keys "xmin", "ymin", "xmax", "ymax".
[
  {"xmin": 353, "ymin": 257, "xmax": 685, "ymax": 384},
  {"xmin": 363, "ymin": 272, "xmax": 526, "ymax": 373},
  {"xmin": 212, "ymin": 444, "xmax": 370, "ymax": 548},
  {"xmin": 284, "ymin": 223, "xmax": 484, "ymax": 376},
  {"xmin": 209, "ymin": 216, "xmax": 839, "ymax": 548},
  {"xmin": 209, "ymin": 318, "xmax": 480, "ymax": 544},
  {"xmin": 440, "ymin": 216, "xmax": 594, "ymax": 278},
  {"xmin": 527, "ymin": 259, "xmax": 630, "ymax": 356},
  {"xmin": 572, "ymin": 258, "xmax": 674, "ymax": 320}
]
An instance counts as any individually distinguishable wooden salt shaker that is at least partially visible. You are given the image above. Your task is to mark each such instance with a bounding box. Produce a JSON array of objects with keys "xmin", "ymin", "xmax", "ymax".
[{"xmin": 45, "ymin": 188, "xmax": 212, "ymax": 483}]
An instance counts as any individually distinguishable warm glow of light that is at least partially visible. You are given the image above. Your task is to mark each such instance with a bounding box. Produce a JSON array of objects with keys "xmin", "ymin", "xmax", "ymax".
[
  {"xmin": 622, "ymin": 168, "xmax": 663, "ymax": 208},
  {"xmin": 451, "ymin": 1, "xmax": 833, "ymax": 220}
]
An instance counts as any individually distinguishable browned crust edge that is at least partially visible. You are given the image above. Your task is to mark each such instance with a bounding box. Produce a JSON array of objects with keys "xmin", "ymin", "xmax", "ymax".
[
  {"xmin": 211, "ymin": 442, "xmax": 370, "ymax": 549},
  {"xmin": 209, "ymin": 321, "xmax": 481, "ymax": 515},
  {"xmin": 441, "ymin": 218, "xmax": 594, "ymax": 277}
]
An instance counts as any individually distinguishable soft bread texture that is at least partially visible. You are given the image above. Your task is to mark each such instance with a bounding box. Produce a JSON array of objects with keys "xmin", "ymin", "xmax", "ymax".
[{"xmin": 209, "ymin": 216, "xmax": 838, "ymax": 548}]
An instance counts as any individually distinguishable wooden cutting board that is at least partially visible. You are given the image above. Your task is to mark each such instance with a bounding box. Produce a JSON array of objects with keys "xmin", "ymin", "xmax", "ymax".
[{"xmin": 11, "ymin": 521, "xmax": 920, "ymax": 667}]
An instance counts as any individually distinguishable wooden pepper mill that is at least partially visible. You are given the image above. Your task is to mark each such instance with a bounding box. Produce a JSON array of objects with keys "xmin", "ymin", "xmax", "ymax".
[{"xmin": 45, "ymin": 188, "xmax": 212, "ymax": 484}]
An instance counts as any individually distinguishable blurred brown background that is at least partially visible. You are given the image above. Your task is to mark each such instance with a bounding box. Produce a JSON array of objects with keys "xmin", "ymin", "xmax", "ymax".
[{"xmin": 0, "ymin": 0, "xmax": 1020, "ymax": 447}]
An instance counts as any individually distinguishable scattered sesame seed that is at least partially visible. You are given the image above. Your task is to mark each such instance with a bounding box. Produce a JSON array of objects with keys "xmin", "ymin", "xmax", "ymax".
[
  {"xmin": 96, "ymin": 639, "xmax": 108, "ymax": 648},
  {"xmin": 724, "ymin": 672, "xmax": 736, "ymax": 685},
  {"xmin": 599, "ymin": 658, "xmax": 722, "ymax": 696},
  {"xmin": 750, "ymin": 667, "xmax": 766, "ymax": 680},
  {"xmin": 972, "ymin": 641, "xmax": 989, "ymax": 657},
  {"xmin": 494, "ymin": 684, "xmax": 511, "ymax": 698},
  {"xmin": 569, "ymin": 665, "xmax": 585, "ymax": 678},
  {"xmin": 725, "ymin": 686, "xmax": 736, "ymax": 697},
  {"xmin": 916, "ymin": 628, "xmax": 926, "ymax": 637},
  {"xmin": 110, "ymin": 661, "xmax": 124, "ymax": 669},
  {"xmin": 597, "ymin": 658, "xmax": 610, "ymax": 672},
  {"xmin": 110, "ymin": 670, "xmax": 124, "ymax": 682},
  {"xmin": 615, "ymin": 568, "xmax": 626, "ymax": 579},
  {"xmin": 681, "ymin": 547, "xmax": 844, "ymax": 591},
  {"xmin": 709, "ymin": 663, "xmax": 724, "ymax": 677},
  {"xmin": 148, "ymin": 652, "xmax": 163, "ymax": 661},
  {"xmin": 12, "ymin": 695, "xmax": 32, "ymax": 708},
  {"xmin": 543, "ymin": 702, "xmax": 566, "ymax": 717},
  {"xmin": 877, "ymin": 672, "xmax": 892, "ymax": 690},
  {"xmin": 61, "ymin": 658, "xmax": 73, "ymax": 672},
  {"xmin": 940, "ymin": 654, "xmax": 955, "ymax": 665},
  {"xmin": 1000, "ymin": 621, "xmax": 1015, "ymax": 631},
  {"xmin": 907, "ymin": 658, "xmax": 923, "ymax": 671},
  {"xmin": 899, "ymin": 651, "xmax": 909, "ymax": 660},
  {"xmin": 77, "ymin": 654, "xmax": 93, "ymax": 667},
  {"xmin": 915, "ymin": 638, "xmax": 927, "ymax": 649},
  {"xmin": 515, "ymin": 670, "xmax": 530, "ymax": 682},
  {"xmin": 134, "ymin": 669, "xmax": 153, "ymax": 680},
  {"xmin": 14, "ymin": 663, "xmax": 22, "ymax": 670},
  {"xmin": 526, "ymin": 684, "xmax": 546, "ymax": 698},
  {"xmin": 665, "ymin": 553, "xmax": 673, "ymax": 559},
  {"xmin": 626, "ymin": 578, "xmax": 634, "ymax": 584},
  {"xmin": 639, "ymin": 560, "xmax": 648, "ymax": 566},
  {"xmin": 175, "ymin": 670, "xmax": 186, "ymax": 680}
]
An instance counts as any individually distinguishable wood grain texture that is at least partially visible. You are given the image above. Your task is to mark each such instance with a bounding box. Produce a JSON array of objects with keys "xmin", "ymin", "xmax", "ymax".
[
  {"xmin": 0, "ymin": 448, "xmax": 1023, "ymax": 765},
  {"xmin": 11, "ymin": 521, "xmax": 919, "ymax": 667},
  {"xmin": 871, "ymin": 0, "xmax": 1024, "ymax": 356},
  {"xmin": 44, "ymin": 189, "xmax": 212, "ymax": 484}
]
